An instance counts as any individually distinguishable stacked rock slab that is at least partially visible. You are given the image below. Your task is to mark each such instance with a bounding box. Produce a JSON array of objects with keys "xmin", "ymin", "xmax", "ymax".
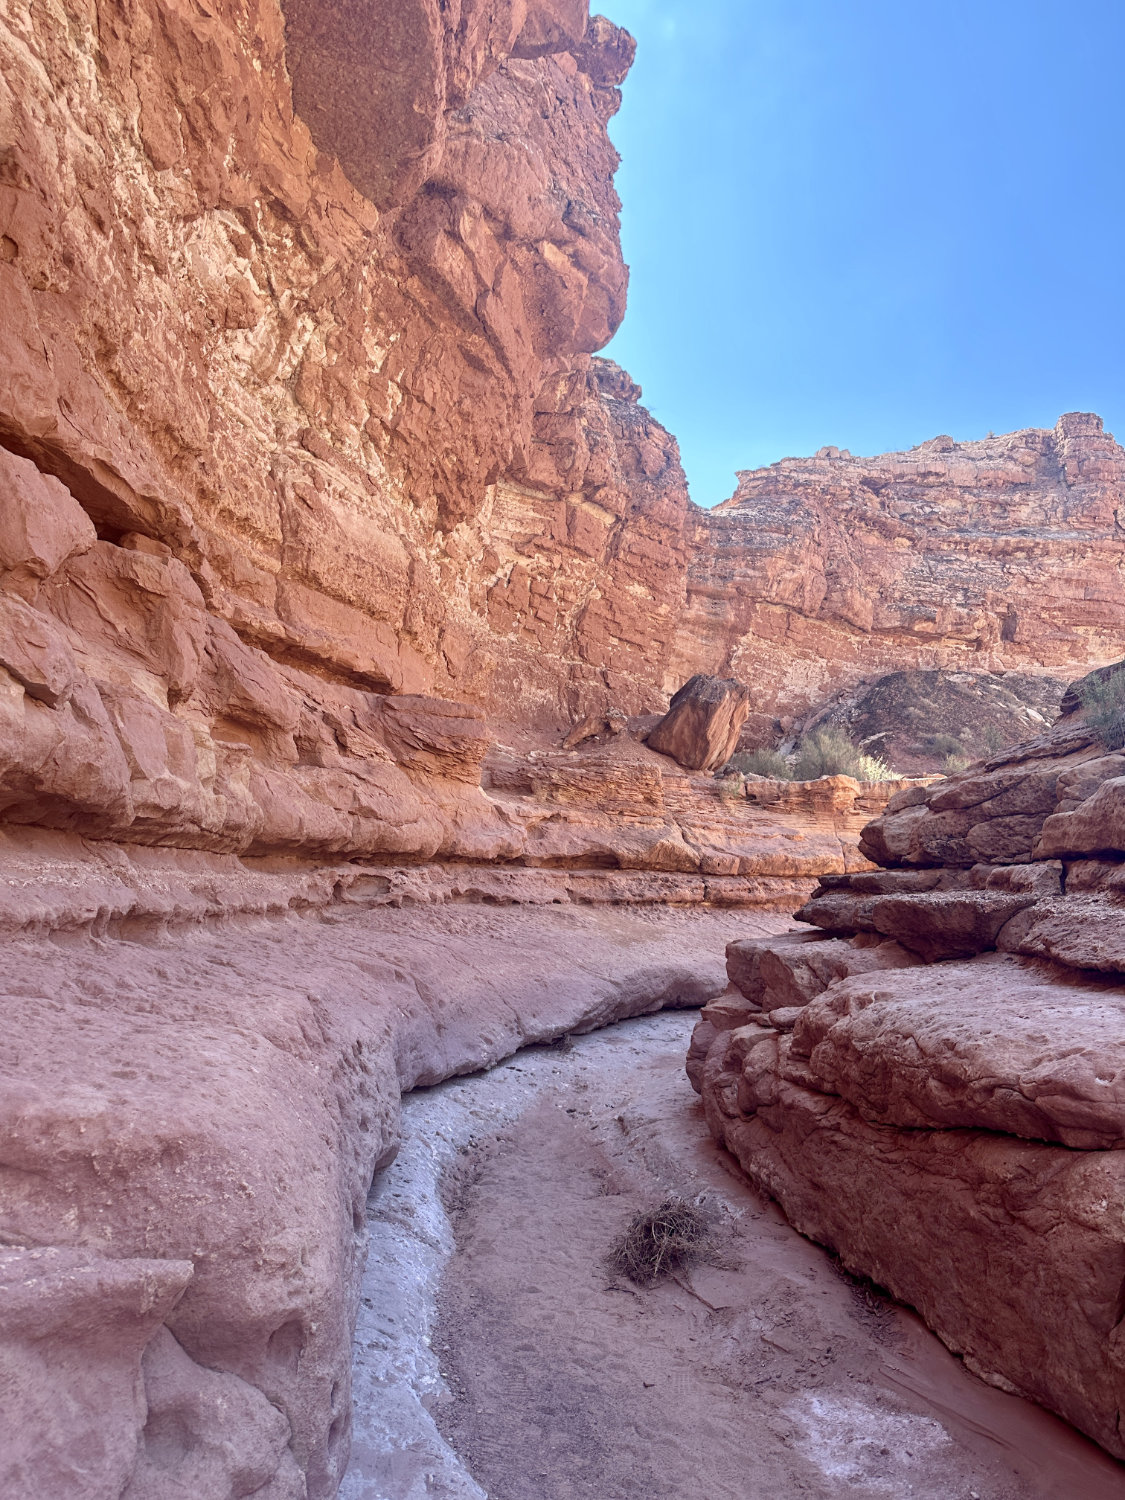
[{"xmin": 689, "ymin": 664, "xmax": 1125, "ymax": 1459}]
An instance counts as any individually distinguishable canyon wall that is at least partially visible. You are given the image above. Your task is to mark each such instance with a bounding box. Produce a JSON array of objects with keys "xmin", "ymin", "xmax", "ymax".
[
  {"xmin": 0, "ymin": 0, "xmax": 689, "ymax": 776},
  {"xmin": 677, "ymin": 419, "xmax": 1125, "ymax": 722},
  {"xmin": 4, "ymin": 2, "xmax": 1125, "ymax": 1495},
  {"xmin": 0, "ymin": 0, "xmax": 703, "ymax": 873},
  {"xmin": 5, "ymin": 0, "xmax": 1125, "ymax": 871},
  {"xmin": 0, "ymin": 11, "xmax": 890, "ymax": 1496}
]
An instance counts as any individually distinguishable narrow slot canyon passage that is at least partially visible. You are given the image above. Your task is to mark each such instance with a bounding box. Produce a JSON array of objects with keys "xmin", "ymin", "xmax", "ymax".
[{"xmin": 346, "ymin": 1013, "xmax": 1125, "ymax": 1500}]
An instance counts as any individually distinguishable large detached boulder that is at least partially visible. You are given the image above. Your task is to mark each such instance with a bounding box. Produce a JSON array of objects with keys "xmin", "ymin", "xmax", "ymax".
[{"xmin": 645, "ymin": 674, "xmax": 752, "ymax": 772}]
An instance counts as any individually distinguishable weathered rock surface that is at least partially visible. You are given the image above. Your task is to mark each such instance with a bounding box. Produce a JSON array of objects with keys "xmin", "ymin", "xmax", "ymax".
[
  {"xmin": 416, "ymin": 1013, "xmax": 1125, "ymax": 1500},
  {"xmin": 692, "ymin": 668, "xmax": 1125, "ymax": 1459},
  {"xmin": 699, "ymin": 1040, "xmax": 1125, "ymax": 1459},
  {"xmin": 676, "ymin": 419, "xmax": 1125, "ymax": 720},
  {"xmin": 0, "ymin": 0, "xmax": 690, "ymax": 779},
  {"xmin": 0, "ymin": 897, "xmax": 780, "ymax": 1499},
  {"xmin": 644, "ymin": 673, "xmax": 751, "ymax": 771},
  {"xmin": 789, "ymin": 957, "xmax": 1125, "ymax": 1149},
  {"xmin": 795, "ymin": 667, "xmax": 1067, "ymax": 774},
  {"xmin": 6, "ymin": 0, "xmax": 1125, "ymax": 1490},
  {"xmin": 2, "ymin": 0, "xmax": 1123, "ymax": 831}
]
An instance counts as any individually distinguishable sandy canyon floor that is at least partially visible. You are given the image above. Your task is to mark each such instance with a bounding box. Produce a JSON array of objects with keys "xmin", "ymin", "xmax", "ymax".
[{"xmin": 347, "ymin": 1007, "xmax": 1125, "ymax": 1500}]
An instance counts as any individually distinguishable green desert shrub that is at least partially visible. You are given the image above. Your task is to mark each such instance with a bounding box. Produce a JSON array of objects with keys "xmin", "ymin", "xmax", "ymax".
[
  {"xmin": 922, "ymin": 732, "xmax": 966, "ymax": 759},
  {"xmin": 724, "ymin": 748, "xmax": 793, "ymax": 779},
  {"xmin": 792, "ymin": 729, "xmax": 894, "ymax": 782},
  {"xmin": 941, "ymin": 753, "xmax": 972, "ymax": 776},
  {"xmin": 1080, "ymin": 671, "xmax": 1125, "ymax": 750}
]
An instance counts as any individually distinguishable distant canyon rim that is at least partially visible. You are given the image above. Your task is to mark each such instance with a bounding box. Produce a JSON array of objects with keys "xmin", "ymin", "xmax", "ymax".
[{"xmin": 1, "ymin": 2, "xmax": 1124, "ymax": 1498}]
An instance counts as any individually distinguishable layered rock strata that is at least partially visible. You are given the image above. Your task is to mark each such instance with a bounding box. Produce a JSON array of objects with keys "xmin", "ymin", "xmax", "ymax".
[
  {"xmin": 3, "ymin": 1, "xmax": 1124, "ymax": 805},
  {"xmin": 690, "ymin": 675, "xmax": 1125, "ymax": 1458},
  {"xmin": 0, "ymin": 0, "xmax": 696, "ymax": 745},
  {"xmin": 678, "ymin": 419, "xmax": 1125, "ymax": 721}
]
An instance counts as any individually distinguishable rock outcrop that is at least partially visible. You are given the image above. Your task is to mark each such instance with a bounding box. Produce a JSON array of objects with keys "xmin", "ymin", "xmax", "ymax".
[
  {"xmin": 677, "ymin": 420, "xmax": 1125, "ymax": 721},
  {"xmin": 690, "ymin": 666, "xmax": 1125, "ymax": 1459},
  {"xmin": 791, "ymin": 667, "xmax": 1067, "ymax": 774},
  {"xmin": 0, "ymin": 0, "xmax": 694, "ymax": 755}
]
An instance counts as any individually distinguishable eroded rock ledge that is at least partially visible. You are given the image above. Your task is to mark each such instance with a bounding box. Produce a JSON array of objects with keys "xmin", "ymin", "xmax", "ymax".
[
  {"xmin": 690, "ymin": 669, "xmax": 1125, "ymax": 1459},
  {"xmin": 4, "ymin": 895, "xmax": 782, "ymax": 1498}
]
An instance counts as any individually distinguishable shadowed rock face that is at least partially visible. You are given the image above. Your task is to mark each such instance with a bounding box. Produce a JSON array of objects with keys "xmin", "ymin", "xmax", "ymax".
[
  {"xmin": 796, "ymin": 668, "xmax": 1067, "ymax": 774},
  {"xmin": 690, "ymin": 663, "xmax": 1125, "ymax": 1459}
]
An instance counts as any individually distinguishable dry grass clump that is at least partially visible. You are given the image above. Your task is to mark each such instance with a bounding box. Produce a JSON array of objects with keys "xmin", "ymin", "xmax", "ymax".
[
  {"xmin": 725, "ymin": 747, "xmax": 791, "ymax": 779},
  {"xmin": 725, "ymin": 733, "xmax": 897, "ymax": 783},
  {"xmin": 607, "ymin": 1196, "xmax": 710, "ymax": 1286}
]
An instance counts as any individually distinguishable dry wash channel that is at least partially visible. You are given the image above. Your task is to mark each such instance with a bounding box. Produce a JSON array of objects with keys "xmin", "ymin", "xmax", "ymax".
[{"xmin": 350, "ymin": 1011, "xmax": 1125, "ymax": 1500}]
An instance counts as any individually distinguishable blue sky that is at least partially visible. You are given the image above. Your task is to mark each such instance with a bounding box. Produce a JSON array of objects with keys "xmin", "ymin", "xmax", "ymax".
[{"xmin": 600, "ymin": 0, "xmax": 1125, "ymax": 506}]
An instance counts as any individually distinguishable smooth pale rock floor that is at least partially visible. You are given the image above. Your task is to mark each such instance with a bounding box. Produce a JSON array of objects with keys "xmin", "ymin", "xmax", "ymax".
[{"xmin": 348, "ymin": 1014, "xmax": 1125, "ymax": 1500}]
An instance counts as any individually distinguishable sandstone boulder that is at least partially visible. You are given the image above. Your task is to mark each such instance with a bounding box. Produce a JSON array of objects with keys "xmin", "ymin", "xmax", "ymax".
[{"xmin": 645, "ymin": 674, "xmax": 752, "ymax": 772}]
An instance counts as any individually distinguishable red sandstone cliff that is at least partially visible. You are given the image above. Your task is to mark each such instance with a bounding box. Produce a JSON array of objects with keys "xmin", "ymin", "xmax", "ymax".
[
  {"xmin": 0, "ymin": 0, "xmax": 689, "ymax": 737},
  {"xmin": 6, "ymin": 0, "xmax": 1122, "ymax": 826},
  {"xmin": 676, "ymin": 418, "xmax": 1125, "ymax": 720},
  {"xmin": 0, "ymin": 0, "xmax": 702, "ymax": 869}
]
